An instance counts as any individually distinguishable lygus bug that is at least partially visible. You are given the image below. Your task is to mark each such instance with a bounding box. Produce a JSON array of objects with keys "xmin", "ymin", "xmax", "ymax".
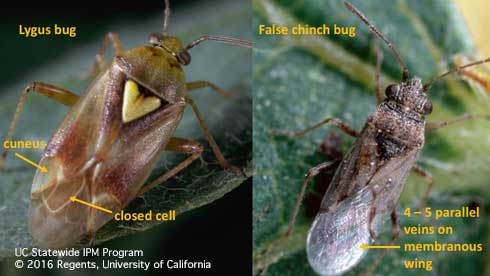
[
  {"xmin": 0, "ymin": 0, "xmax": 251, "ymax": 249},
  {"xmin": 264, "ymin": 1, "xmax": 490, "ymax": 275}
]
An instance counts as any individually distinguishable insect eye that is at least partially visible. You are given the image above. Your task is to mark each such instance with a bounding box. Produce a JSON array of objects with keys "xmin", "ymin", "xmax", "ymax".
[
  {"xmin": 149, "ymin": 32, "xmax": 164, "ymax": 46},
  {"xmin": 422, "ymin": 100, "xmax": 433, "ymax": 114},
  {"xmin": 385, "ymin": 84, "xmax": 400, "ymax": 99},
  {"xmin": 176, "ymin": 50, "xmax": 191, "ymax": 65}
]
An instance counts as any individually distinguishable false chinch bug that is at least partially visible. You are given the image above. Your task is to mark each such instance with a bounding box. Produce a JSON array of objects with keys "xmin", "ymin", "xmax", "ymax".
[
  {"xmin": 265, "ymin": 1, "xmax": 490, "ymax": 275},
  {"xmin": 0, "ymin": 0, "xmax": 251, "ymax": 249}
]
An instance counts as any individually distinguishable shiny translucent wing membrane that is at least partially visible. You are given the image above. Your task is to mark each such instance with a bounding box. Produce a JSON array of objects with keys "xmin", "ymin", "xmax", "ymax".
[
  {"xmin": 28, "ymin": 68, "xmax": 184, "ymax": 248},
  {"xmin": 307, "ymin": 133, "xmax": 419, "ymax": 276}
]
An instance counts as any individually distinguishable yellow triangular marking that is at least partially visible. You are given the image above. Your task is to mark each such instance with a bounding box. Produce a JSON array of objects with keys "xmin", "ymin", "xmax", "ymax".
[{"xmin": 122, "ymin": 80, "xmax": 161, "ymax": 123}]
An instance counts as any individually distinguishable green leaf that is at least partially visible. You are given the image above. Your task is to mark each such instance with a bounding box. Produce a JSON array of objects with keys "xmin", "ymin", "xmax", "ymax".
[
  {"xmin": 252, "ymin": 0, "xmax": 490, "ymax": 274},
  {"xmin": 0, "ymin": 0, "xmax": 251, "ymax": 256}
]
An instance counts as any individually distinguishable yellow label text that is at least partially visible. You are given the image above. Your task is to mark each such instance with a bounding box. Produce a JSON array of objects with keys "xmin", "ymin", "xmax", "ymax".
[
  {"xmin": 404, "ymin": 258, "xmax": 432, "ymax": 271},
  {"xmin": 3, "ymin": 140, "xmax": 46, "ymax": 149},
  {"xmin": 258, "ymin": 23, "xmax": 356, "ymax": 37},
  {"xmin": 114, "ymin": 210, "xmax": 176, "ymax": 221},
  {"xmin": 18, "ymin": 24, "xmax": 77, "ymax": 38}
]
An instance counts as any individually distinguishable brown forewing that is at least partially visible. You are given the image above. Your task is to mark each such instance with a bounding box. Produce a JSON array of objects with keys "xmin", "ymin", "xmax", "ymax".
[{"xmin": 28, "ymin": 66, "xmax": 184, "ymax": 248}]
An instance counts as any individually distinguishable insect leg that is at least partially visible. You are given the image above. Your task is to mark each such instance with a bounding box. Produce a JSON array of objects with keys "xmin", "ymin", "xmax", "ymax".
[
  {"xmin": 390, "ymin": 209, "xmax": 400, "ymax": 240},
  {"xmin": 85, "ymin": 32, "xmax": 124, "ymax": 78},
  {"xmin": 137, "ymin": 137, "xmax": 204, "ymax": 196},
  {"xmin": 185, "ymin": 97, "xmax": 240, "ymax": 172},
  {"xmin": 412, "ymin": 165, "xmax": 434, "ymax": 212},
  {"xmin": 86, "ymin": 229, "xmax": 97, "ymax": 247},
  {"xmin": 286, "ymin": 160, "xmax": 339, "ymax": 236},
  {"xmin": 368, "ymin": 188, "xmax": 378, "ymax": 240},
  {"xmin": 426, "ymin": 113, "xmax": 490, "ymax": 133},
  {"xmin": 273, "ymin": 118, "xmax": 358, "ymax": 138},
  {"xmin": 257, "ymin": 161, "xmax": 338, "ymax": 261},
  {"xmin": 363, "ymin": 209, "xmax": 399, "ymax": 276},
  {"xmin": 374, "ymin": 44, "xmax": 384, "ymax": 104},
  {"xmin": 186, "ymin": 81, "xmax": 233, "ymax": 98},
  {"xmin": 0, "ymin": 83, "xmax": 79, "ymax": 169}
]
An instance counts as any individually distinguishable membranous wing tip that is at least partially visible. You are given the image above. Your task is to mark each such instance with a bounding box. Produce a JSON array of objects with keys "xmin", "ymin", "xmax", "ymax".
[{"xmin": 306, "ymin": 185, "xmax": 381, "ymax": 276}]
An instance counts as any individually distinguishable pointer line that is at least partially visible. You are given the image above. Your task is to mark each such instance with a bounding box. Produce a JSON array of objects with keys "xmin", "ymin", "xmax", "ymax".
[
  {"xmin": 14, "ymin": 152, "xmax": 47, "ymax": 172},
  {"xmin": 70, "ymin": 196, "xmax": 113, "ymax": 214},
  {"xmin": 360, "ymin": 244, "xmax": 400, "ymax": 249}
]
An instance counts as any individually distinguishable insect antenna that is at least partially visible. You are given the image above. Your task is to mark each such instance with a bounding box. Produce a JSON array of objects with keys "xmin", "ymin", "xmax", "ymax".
[
  {"xmin": 344, "ymin": 1, "xmax": 409, "ymax": 82},
  {"xmin": 423, "ymin": 57, "xmax": 490, "ymax": 91},
  {"xmin": 184, "ymin": 35, "xmax": 253, "ymax": 51},
  {"xmin": 163, "ymin": 0, "xmax": 171, "ymax": 35}
]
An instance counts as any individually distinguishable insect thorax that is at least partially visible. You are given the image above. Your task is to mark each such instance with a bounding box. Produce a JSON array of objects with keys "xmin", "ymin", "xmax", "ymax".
[
  {"xmin": 115, "ymin": 46, "xmax": 186, "ymax": 104},
  {"xmin": 367, "ymin": 100, "xmax": 426, "ymax": 156}
]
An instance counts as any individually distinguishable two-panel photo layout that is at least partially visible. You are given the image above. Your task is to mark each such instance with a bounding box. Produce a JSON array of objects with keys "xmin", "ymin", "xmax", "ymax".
[{"xmin": 1, "ymin": 0, "xmax": 489, "ymax": 275}]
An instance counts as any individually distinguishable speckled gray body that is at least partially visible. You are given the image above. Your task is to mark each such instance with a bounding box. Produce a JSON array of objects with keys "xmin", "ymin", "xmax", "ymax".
[{"xmin": 307, "ymin": 78, "xmax": 432, "ymax": 275}]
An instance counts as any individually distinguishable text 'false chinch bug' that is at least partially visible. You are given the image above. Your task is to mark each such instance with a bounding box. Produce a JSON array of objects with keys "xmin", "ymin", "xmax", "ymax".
[
  {"xmin": 269, "ymin": 1, "xmax": 490, "ymax": 275},
  {"xmin": 0, "ymin": 0, "xmax": 251, "ymax": 249}
]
